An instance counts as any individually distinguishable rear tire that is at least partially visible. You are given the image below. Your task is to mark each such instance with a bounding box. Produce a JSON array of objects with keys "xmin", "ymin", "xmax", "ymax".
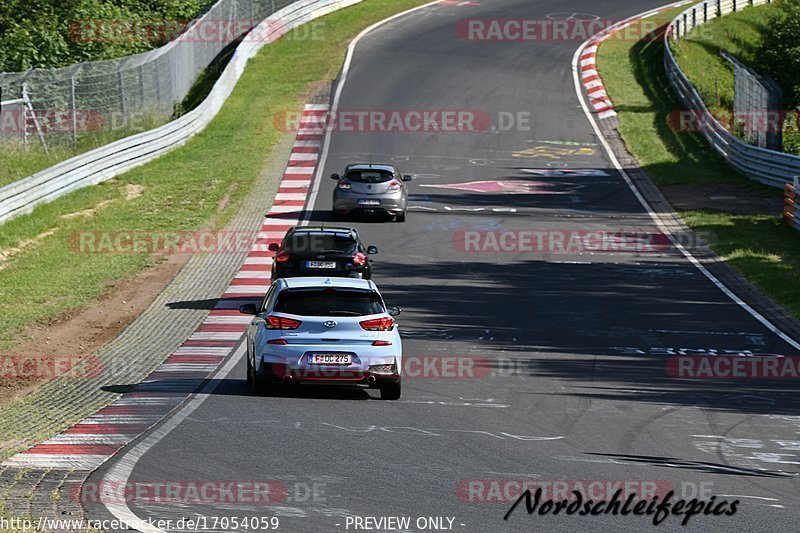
[
  {"xmin": 379, "ymin": 379, "xmax": 401, "ymax": 400},
  {"xmin": 250, "ymin": 359, "xmax": 269, "ymax": 396}
]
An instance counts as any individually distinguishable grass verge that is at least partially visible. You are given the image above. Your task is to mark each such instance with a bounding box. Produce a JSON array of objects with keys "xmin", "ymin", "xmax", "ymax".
[
  {"xmin": 596, "ymin": 5, "xmax": 800, "ymax": 318},
  {"xmin": 0, "ymin": 0, "xmax": 431, "ymax": 349}
]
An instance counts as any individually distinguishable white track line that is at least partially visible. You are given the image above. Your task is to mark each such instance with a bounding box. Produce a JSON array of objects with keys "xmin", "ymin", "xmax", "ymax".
[
  {"xmin": 100, "ymin": 3, "xmax": 446, "ymax": 530},
  {"xmin": 571, "ymin": 3, "xmax": 800, "ymax": 351},
  {"xmin": 303, "ymin": 0, "xmax": 444, "ymax": 227}
]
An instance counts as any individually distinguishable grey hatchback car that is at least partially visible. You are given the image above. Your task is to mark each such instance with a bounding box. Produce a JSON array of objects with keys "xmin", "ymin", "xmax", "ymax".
[{"xmin": 331, "ymin": 163, "xmax": 412, "ymax": 222}]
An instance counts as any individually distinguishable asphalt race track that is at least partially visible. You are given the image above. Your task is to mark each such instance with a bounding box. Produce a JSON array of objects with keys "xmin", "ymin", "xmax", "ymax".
[{"xmin": 87, "ymin": 1, "xmax": 800, "ymax": 531}]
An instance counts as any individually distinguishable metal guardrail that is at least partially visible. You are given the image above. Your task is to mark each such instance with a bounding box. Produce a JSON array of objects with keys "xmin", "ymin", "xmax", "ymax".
[
  {"xmin": 0, "ymin": 0, "xmax": 360, "ymax": 225},
  {"xmin": 664, "ymin": 0, "xmax": 800, "ymax": 191},
  {"xmin": 786, "ymin": 178, "xmax": 799, "ymax": 231}
]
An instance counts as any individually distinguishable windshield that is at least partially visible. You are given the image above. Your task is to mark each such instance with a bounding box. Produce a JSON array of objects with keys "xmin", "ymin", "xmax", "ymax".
[
  {"xmin": 344, "ymin": 169, "xmax": 394, "ymax": 183},
  {"xmin": 274, "ymin": 288, "xmax": 384, "ymax": 316},
  {"xmin": 285, "ymin": 234, "xmax": 357, "ymax": 254}
]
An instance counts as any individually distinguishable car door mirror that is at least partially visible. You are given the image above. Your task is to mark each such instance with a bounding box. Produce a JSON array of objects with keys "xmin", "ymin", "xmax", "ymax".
[
  {"xmin": 239, "ymin": 303, "xmax": 259, "ymax": 315},
  {"xmin": 267, "ymin": 242, "xmax": 280, "ymax": 252},
  {"xmin": 386, "ymin": 305, "xmax": 401, "ymax": 316},
  {"xmin": 330, "ymin": 173, "xmax": 341, "ymax": 180},
  {"xmin": 402, "ymin": 175, "xmax": 413, "ymax": 182},
  {"xmin": 366, "ymin": 245, "xmax": 378, "ymax": 254}
]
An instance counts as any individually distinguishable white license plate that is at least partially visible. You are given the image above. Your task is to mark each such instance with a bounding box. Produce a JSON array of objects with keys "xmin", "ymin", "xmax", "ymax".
[
  {"xmin": 357, "ymin": 199, "xmax": 380, "ymax": 206},
  {"xmin": 310, "ymin": 353, "xmax": 352, "ymax": 365},
  {"xmin": 305, "ymin": 261, "xmax": 337, "ymax": 269}
]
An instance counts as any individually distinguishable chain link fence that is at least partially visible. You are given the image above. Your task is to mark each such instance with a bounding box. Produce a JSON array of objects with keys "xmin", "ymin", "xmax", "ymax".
[{"xmin": 0, "ymin": 0, "xmax": 297, "ymax": 146}]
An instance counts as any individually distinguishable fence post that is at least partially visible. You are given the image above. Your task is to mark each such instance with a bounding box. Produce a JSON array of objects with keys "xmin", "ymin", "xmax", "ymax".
[
  {"xmin": 139, "ymin": 64, "xmax": 146, "ymax": 108},
  {"xmin": 67, "ymin": 64, "xmax": 82, "ymax": 146},
  {"xmin": 692, "ymin": 7, "xmax": 696, "ymax": 29},
  {"xmin": 704, "ymin": 2, "xmax": 707, "ymax": 23},
  {"xmin": 69, "ymin": 74, "xmax": 77, "ymax": 146},
  {"xmin": 733, "ymin": 0, "xmax": 737, "ymax": 12},
  {"xmin": 717, "ymin": 0, "xmax": 722, "ymax": 16},
  {"xmin": 20, "ymin": 84, "xmax": 27, "ymax": 147}
]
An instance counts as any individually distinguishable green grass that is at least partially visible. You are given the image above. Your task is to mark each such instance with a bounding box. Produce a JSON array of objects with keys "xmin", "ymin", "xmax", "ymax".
[
  {"xmin": 672, "ymin": 2, "xmax": 776, "ymax": 114},
  {"xmin": 0, "ymin": 0, "xmax": 431, "ymax": 349},
  {"xmin": 0, "ymin": 113, "xmax": 169, "ymax": 189},
  {"xmin": 596, "ymin": 5, "xmax": 800, "ymax": 318}
]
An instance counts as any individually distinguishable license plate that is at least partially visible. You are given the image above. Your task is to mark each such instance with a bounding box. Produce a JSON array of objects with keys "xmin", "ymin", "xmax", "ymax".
[
  {"xmin": 310, "ymin": 353, "xmax": 352, "ymax": 365},
  {"xmin": 305, "ymin": 261, "xmax": 337, "ymax": 269},
  {"xmin": 357, "ymin": 199, "xmax": 381, "ymax": 206}
]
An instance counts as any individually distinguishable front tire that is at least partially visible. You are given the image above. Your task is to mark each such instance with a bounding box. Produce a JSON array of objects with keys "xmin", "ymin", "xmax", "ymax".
[
  {"xmin": 379, "ymin": 379, "xmax": 401, "ymax": 400},
  {"xmin": 396, "ymin": 212, "xmax": 406, "ymax": 223}
]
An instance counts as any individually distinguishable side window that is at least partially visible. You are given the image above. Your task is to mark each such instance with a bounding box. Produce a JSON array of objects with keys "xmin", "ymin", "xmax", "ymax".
[{"xmin": 261, "ymin": 286, "xmax": 277, "ymax": 312}]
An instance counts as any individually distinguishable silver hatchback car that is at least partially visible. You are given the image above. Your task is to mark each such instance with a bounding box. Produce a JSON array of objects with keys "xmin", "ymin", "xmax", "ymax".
[
  {"xmin": 239, "ymin": 277, "xmax": 403, "ymax": 399},
  {"xmin": 331, "ymin": 163, "xmax": 412, "ymax": 222}
]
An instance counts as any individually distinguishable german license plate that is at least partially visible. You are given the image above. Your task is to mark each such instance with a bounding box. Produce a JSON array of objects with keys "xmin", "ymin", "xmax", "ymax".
[
  {"xmin": 310, "ymin": 353, "xmax": 352, "ymax": 365},
  {"xmin": 305, "ymin": 261, "xmax": 336, "ymax": 269},
  {"xmin": 357, "ymin": 199, "xmax": 380, "ymax": 206}
]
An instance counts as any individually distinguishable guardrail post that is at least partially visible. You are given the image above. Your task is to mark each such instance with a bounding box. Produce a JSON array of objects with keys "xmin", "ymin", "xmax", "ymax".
[
  {"xmin": 692, "ymin": 7, "xmax": 696, "ymax": 29},
  {"xmin": 717, "ymin": 0, "xmax": 722, "ymax": 16},
  {"xmin": 704, "ymin": 2, "xmax": 708, "ymax": 23},
  {"xmin": 733, "ymin": 0, "xmax": 737, "ymax": 12}
]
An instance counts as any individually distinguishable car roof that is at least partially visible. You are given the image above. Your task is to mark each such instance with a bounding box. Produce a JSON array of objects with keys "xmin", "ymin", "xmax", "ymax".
[
  {"xmin": 345, "ymin": 163, "xmax": 396, "ymax": 173},
  {"xmin": 278, "ymin": 277, "xmax": 377, "ymax": 291}
]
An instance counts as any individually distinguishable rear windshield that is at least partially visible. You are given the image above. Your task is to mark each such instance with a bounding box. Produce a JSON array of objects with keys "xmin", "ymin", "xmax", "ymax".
[
  {"xmin": 344, "ymin": 170, "xmax": 394, "ymax": 183},
  {"xmin": 275, "ymin": 288, "xmax": 384, "ymax": 316},
  {"xmin": 285, "ymin": 234, "xmax": 357, "ymax": 254}
]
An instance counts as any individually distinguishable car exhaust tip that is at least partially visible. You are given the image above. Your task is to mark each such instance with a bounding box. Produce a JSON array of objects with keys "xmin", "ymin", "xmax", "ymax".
[
  {"xmin": 282, "ymin": 375, "xmax": 294, "ymax": 383},
  {"xmin": 366, "ymin": 376, "xmax": 376, "ymax": 384}
]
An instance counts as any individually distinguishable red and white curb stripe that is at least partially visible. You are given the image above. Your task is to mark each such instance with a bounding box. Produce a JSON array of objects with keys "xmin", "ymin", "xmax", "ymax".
[
  {"xmin": 578, "ymin": 0, "xmax": 693, "ymax": 120},
  {"xmin": 2, "ymin": 104, "xmax": 325, "ymax": 470}
]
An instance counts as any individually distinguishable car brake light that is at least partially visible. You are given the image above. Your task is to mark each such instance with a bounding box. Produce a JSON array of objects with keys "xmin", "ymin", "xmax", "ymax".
[
  {"xmin": 387, "ymin": 180, "xmax": 402, "ymax": 190},
  {"xmin": 265, "ymin": 315, "xmax": 302, "ymax": 330},
  {"xmin": 360, "ymin": 317, "xmax": 394, "ymax": 331},
  {"xmin": 275, "ymin": 250, "xmax": 290, "ymax": 262},
  {"xmin": 372, "ymin": 340, "xmax": 392, "ymax": 346},
  {"xmin": 337, "ymin": 180, "xmax": 351, "ymax": 190},
  {"xmin": 352, "ymin": 252, "xmax": 366, "ymax": 266},
  {"xmin": 267, "ymin": 339, "xmax": 288, "ymax": 345}
]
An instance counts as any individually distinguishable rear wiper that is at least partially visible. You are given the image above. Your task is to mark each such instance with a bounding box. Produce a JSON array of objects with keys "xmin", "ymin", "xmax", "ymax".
[{"xmin": 327, "ymin": 311, "xmax": 361, "ymax": 316}]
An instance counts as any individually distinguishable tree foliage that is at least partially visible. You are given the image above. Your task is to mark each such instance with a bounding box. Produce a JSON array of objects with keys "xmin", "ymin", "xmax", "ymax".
[
  {"xmin": 758, "ymin": 0, "xmax": 800, "ymax": 106},
  {"xmin": 0, "ymin": 0, "xmax": 210, "ymax": 72}
]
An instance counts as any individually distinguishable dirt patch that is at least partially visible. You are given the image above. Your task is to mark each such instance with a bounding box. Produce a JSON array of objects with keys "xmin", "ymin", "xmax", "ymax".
[
  {"xmin": 0, "ymin": 229, "xmax": 57, "ymax": 270},
  {"xmin": 60, "ymin": 199, "xmax": 115, "ymax": 220},
  {"xmin": 0, "ymin": 253, "xmax": 190, "ymax": 406},
  {"xmin": 125, "ymin": 183, "xmax": 144, "ymax": 200},
  {"xmin": 662, "ymin": 183, "xmax": 784, "ymax": 216}
]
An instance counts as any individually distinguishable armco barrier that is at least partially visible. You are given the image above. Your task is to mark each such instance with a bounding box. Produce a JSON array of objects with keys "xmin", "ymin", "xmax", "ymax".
[
  {"xmin": 786, "ymin": 179, "xmax": 799, "ymax": 231},
  {"xmin": 0, "ymin": 0, "xmax": 360, "ymax": 225},
  {"xmin": 665, "ymin": 0, "xmax": 800, "ymax": 189}
]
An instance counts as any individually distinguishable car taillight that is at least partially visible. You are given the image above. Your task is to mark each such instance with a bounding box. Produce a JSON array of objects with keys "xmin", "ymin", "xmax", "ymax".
[
  {"xmin": 387, "ymin": 180, "xmax": 402, "ymax": 190},
  {"xmin": 360, "ymin": 317, "xmax": 394, "ymax": 331},
  {"xmin": 265, "ymin": 315, "xmax": 302, "ymax": 330},
  {"xmin": 337, "ymin": 180, "xmax": 351, "ymax": 190},
  {"xmin": 275, "ymin": 250, "xmax": 290, "ymax": 262},
  {"xmin": 352, "ymin": 252, "xmax": 366, "ymax": 266},
  {"xmin": 372, "ymin": 340, "xmax": 392, "ymax": 346},
  {"xmin": 267, "ymin": 338, "xmax": 288, "ymax": 345}
]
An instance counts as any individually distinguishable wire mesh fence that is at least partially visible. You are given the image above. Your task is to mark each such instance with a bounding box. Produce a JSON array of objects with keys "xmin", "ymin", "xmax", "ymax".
[{"xmin": 0, "ymin": 0, "xmax": 297, "ymax": 146}]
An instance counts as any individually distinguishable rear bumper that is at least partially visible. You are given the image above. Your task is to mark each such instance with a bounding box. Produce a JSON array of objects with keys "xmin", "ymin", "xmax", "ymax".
[
  {"xmin": 272, "ymin": 265, "xmax": 369, "ymax": 279},
  {"xmin": 333, "ymin": 191, "xmax": 406, "ymax": 215},
  {"xmin": 257, "ymin": 362, "xmax": 400, "ymax": 386}
]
